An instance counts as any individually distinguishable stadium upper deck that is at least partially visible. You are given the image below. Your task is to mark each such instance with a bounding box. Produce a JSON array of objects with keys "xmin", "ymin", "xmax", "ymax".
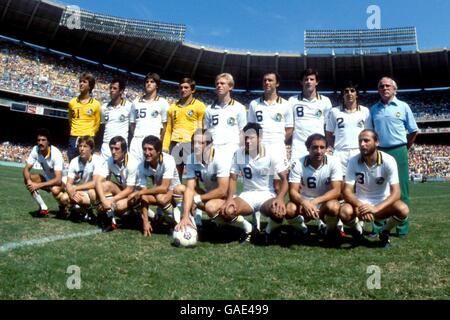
[{"xmin": 0, "ymin": 0, "xmax": 449, "ymax": 91}]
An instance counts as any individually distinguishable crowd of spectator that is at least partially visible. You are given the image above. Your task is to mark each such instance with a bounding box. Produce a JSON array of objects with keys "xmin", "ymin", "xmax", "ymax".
[
  {"xmin": 1, "ymin": 40, "xmax": 449, "ymax": 120},
  {"xmin": 0, "ymin": 141, "xmax": 69, "ymax": 165},
  {"xmin": 409, "ymin": 144, "xmax": 450, "ymax": 179}
]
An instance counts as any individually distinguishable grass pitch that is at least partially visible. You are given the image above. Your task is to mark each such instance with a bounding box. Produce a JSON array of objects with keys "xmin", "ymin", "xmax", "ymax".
[{"xmin": 0, "ymin": 166, "xmax": 448, "ymax": 299}]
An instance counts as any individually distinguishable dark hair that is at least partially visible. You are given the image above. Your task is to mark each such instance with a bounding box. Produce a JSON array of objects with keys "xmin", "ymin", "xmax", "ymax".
[
  {"xmin": 109, "ymin": 136, "xmax": 128, "ymax": 152},
  {"xmin": 79, "ymin": 72, "xmax": 96, "ymax": 93},
  {"xmin": 77, "ymin": 136, "xmax": 95, "ymax": 150},
  {"xmin": 360, "ymin": 129, "xmax": 379, "ymax": 142},
  {"xmin": 111, "ymin": 78, "xmax": 126, "ymax": 91},
  {"xmin": 144, "ymin": 72, "xmax": 161, "ymax": 89},
  {"xmin": 341, "ymin": 81, "xmax": 359, "ymax": 104},
  {"xmin": 180, "ymin": 77, "xmax": 196, "ymax": 91},
  {"xmin": 36, "ymin": 128, "xmax": 51, "ymax": 141},
  {"xmin": 243, "ymin": 122, "xmax": 263, "ymax": 139},
  {"xmin": 300, "ymin": 68, "xmax": 319, "ymax": 82},
  {"xmin": 142, "ymin": 135, "xmax": 162, "ymax": 153},
  {"xmin": 305, "ymin": 133, "xmax": 327, "ymax": 149},
  {"xmin": 263, "ymin": 71, "xmax": 281, "ymax": 84}
]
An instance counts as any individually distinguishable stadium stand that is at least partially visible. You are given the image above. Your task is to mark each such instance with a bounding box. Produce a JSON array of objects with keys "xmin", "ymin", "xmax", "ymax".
[{"xmin": 1, "ymin": 40, "xmax": 449, "ymax": 120}]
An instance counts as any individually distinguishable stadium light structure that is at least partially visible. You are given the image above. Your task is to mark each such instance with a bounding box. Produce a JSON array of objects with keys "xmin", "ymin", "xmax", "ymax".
[
  {"xmin": 59, "ymin": 6, "xmax": 186, "ymax": 42},
  {"xmin": 304, "ymin": 27, "xmax": 418, "ymax": 53}
]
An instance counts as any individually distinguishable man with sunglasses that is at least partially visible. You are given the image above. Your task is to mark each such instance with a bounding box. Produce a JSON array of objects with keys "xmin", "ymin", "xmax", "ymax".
[{"xmin": 369, "ymin": 77, "xmax": 418, "ymax": 237}]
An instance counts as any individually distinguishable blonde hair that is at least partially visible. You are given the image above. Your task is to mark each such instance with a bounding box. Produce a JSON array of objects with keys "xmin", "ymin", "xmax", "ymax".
[{"xmin": 215, "ymin": 73, "xmax": 234, "ymax": 88}]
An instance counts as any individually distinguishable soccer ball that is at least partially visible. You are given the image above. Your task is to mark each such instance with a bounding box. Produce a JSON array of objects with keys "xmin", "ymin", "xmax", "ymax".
[{"xmin": 172, "ymin": 225, "xmax": 198, "ymax": 247}]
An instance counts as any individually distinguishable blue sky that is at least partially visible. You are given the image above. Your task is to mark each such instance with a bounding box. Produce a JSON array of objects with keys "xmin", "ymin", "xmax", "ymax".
[{"xmin": 62, "ymin": 0, "xmax": 450, "ymax": 53}]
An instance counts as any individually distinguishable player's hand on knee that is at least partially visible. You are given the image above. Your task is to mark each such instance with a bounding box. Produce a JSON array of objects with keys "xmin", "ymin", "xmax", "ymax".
[{"xmin": 271, "ymin": 198, "xmax": 286, "ymax": 218}]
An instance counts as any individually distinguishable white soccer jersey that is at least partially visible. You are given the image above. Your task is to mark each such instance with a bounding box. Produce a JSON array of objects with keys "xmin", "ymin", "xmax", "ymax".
[
  {"xmin": 94, "ymin": 153, "xmax": 138, "ymax": 188},
  {"xmin": 345, "ymin": 151, "xmax": 399, "ymax": 204},
  {"xmin": 326, "ymin": 105, "xmax": 371, "ymax": 151},
  {"xmin": 204, "ymin": 99, "xmax": 247, "ymax": 146},
  {"xmin": 26, "ymin": 145, "xmax": 64, "ymax": 179},
  {"xmin": 289, "ymin": 155, "xmax": 342, "ymax": 199},
  {"xmin": 130, "ymin": 96, "xmax": 169, "ymax": 138},
  {"xmin": 288, "ymin": 93, "xmax": 332, "ymax": 157},
  {"xmin": 101, "ymin": 99, "xmax": 133, "ymax": 143},
  {"xmin": 248, "ymin": 96, "xmax": 293, "ymax": 144},
  {"xmin": 137, "ymin": 152, "xmax": 181, "ymax": 189},
  {"xmin": 68, "ymin": 154, "xmax": 105, "ymax": 185},
  {"xmin": 185, "ymin": 147, "xmax": 230, "ymax": 191},
  {"xmin": 231, "ymin": 145, "xmax": 289, "ymax": 193}
]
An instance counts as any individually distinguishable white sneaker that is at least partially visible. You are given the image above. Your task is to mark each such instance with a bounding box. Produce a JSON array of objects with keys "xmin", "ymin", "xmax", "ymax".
[{"xmin": 173, "ymin": 206, "xmax": 181, "ymax": 224}]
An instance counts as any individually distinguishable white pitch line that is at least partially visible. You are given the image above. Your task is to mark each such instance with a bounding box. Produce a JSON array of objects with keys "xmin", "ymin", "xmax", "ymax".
[{"xmin": 0, "ymin": 229, "xmax": 102, "ymax": 253}]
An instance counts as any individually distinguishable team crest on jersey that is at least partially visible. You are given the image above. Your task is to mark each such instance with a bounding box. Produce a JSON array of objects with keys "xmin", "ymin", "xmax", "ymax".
[
  {"xmin": 376, "ymin": 177, "xmax": 385, "ymax": 185},
  {"xmin": 86, "ymin": 108, "xmax": 94, "ymax": 116},
  {"xmin": 187, "ymin": 109, "xmax": 194, "ymax": 117},
  {"xmin": 274, "ymin": 113, "xmax": 283, "ymax": 122},
  {"xmin": 315, "ymin": 110, "xmax": 323, "ymax": 118},
  {"xmin": 395, "ymin": 112, "xmax": 401, "ymax": 118},
  {"xmin": 227, "ymin": 117, "xmax": 236, "ymax": 125},
  {"xmin": 151, "ymin": 111, "xmax": 159, "ymax": 118},
  {"xmin": 119, "ymin": 114, "xmax": 126, "ymax": 122},
  {"xmin": 358, "ymin": 120, "xmax": 365, "ymax": 128},
  {"xmin": 325, "ymin": 177, "xmax": 331, "ymax": 185}
]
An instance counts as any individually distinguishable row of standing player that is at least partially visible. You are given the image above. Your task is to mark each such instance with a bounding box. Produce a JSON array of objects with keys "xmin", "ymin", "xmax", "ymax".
[{"xmin": 25, "ymin": 68, "xmax": 417, "ymax": 243}]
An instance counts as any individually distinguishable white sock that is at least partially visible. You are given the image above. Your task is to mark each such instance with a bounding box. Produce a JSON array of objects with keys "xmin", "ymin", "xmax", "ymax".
[
  {"xmin": 337, "ymin": 219, "xmax": 344, "ymax": 232},
  {"xmin": 265, "ymin": 218, "xmax": 282, "ymax": 234},
  {"xmin": 287, "ymin": 216, "xmax": 308, "ymax": 234},
  {"xmin": 231, "ymin": 215, "xmax": 253, "ymax": 234},
  {"xmin": 32, "ymin": 191, "xmax": 47, "ymax": 210},
  {"xmin": 252, "ymin": 211, "xmax": 261, "ymax": 231},
  {"xmin": 195, "ymin": 208, "xmax": 203, "ymax": 226},
  {"xmin": 346, "ymin": 218, "xmax": 362, "ymax": 234},
  {"xmin": 162, "ymin": 203, "xmax": 174, "ymax": 216},
  {"xmin": 324, "ymin": 215, "xmax": 338, "ymax": 231},
  {"xmin": 383, "ymin": 216, "xmax": 405, "ymax": 232}
]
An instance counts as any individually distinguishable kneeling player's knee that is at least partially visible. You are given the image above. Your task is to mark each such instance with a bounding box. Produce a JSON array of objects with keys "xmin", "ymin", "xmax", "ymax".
[
  {"xmin": 204, "ymin": 201, "xmax": 219, "ymax": 217},
  {"xmin": 394, "ymin": 201, "xmax": 409, "ymax": 219},
  {"xmin": 173, "ymin": 184, "xmax": 185, "ymax": 195},
  {"xmin": 324, "ymin": 201, "xmax": 340, "ymax": 217},
  {"xmin": 155, "ymin": 193, "xmax": 170, "ymax": 206},
  {"xmin": 339, "ymin": 205, "xmax": 354, "ymax": 222},
  {"xmin": 285, "ymin": 202, "xmax": 298, "ymax": 219}
]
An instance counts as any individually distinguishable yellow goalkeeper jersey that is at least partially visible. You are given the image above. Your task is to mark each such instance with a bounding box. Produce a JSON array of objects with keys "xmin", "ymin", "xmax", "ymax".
[
  {"xmin": 162, "ymin": 98, "xmax": 206, "ymax": 151},
  {"xmin": 68, "ymin": 97, "xmax": 101, "ymax": 137}
]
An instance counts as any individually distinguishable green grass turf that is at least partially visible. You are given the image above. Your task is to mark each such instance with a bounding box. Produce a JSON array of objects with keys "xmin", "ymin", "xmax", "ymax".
[{"xmin": 0, "ymin": 166, "xmax": 449, "ymax": 299}]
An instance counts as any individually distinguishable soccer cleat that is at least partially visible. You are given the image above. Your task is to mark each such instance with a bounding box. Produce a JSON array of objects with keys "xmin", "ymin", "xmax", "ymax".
[
  {"xmin": 379, "ymin": 230, "xmax": 391, "ymax": 249},
  {"xmin": 38, "ymin": 209, "xmax": 49, "ymax": 217},
  {"xmin": 350, "ymin": 228, "xmax": 365, "ymax": 244},
  {"xmin": 56, "ymin": 205, "xmax": 69, "ymax": 219},
  {"xmin": 318, "ymin": 224, "xmax": 328, "ymax": 237},
  {"xmin": 102, "ymin": 222, "xmax": 118, "ymax": 233},
  {"xmin": 239, "ymin": 231, "xmax": 252, "ymax": 245}
]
